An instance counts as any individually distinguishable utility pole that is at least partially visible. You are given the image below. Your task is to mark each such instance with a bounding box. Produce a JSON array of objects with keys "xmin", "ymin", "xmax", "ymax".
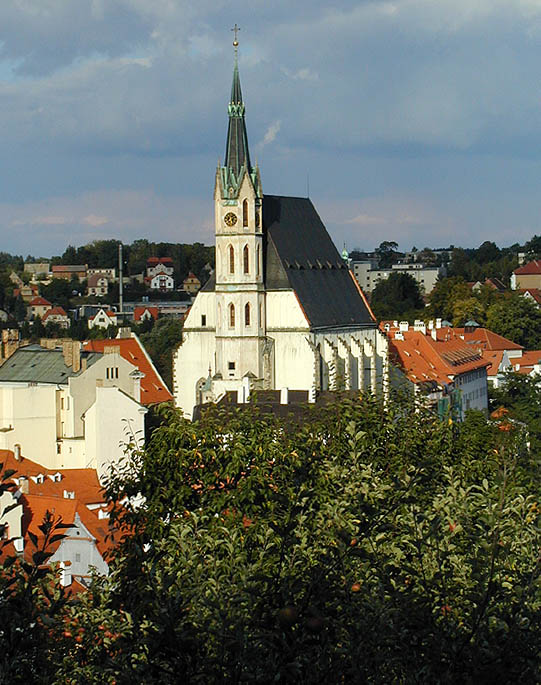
[{"xmin": 118, "ymin": 242, "xmax": 124, "ymax": 316}]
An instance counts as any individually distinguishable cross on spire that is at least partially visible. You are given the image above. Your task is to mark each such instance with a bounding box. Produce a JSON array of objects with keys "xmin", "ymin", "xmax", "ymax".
[{"xmin": 231, "ymin": 23, "xmax": 240, "ymax": 54}]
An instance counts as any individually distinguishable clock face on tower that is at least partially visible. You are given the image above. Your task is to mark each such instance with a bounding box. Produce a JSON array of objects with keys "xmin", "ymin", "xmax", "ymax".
[{"xmin": 224, "ymin": 212, "xmax": 237, "ymax": 227}]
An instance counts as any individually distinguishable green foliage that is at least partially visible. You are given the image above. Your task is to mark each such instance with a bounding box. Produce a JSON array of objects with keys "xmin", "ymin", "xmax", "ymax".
[
  {"xmin": 371, "ymin": 272, "xmax": 424, "ymax": 321},
  {"xmin": 2, "ymin": 396, "xmax": 540, "ymax": 683},
  {"xmin": 41, "ymin": 279, "xmax": 73, "ymax": 311},
  {"xmin": 490, "ymin": 372, "xmax": 541, "ymax": 452},
  {"xmin": 486, "ymin": 295, "xmax": 541, "ymax": 349},
  {"xmin": 375, "ymin": 240, "xmax": 399, "ymax": 268},
  {"xmin": 139, "ymin": 318, "xmax": 183, "ymax": 389}
]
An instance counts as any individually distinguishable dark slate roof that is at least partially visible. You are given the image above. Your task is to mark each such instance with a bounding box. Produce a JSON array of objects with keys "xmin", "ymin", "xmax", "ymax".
[
  {"xmin": 0, "ymin": 346, "xmax": 101, "ymax": 385},
  {"xmin": 263, "ymin": 195, "xmax": 375, "ymax": 329}
]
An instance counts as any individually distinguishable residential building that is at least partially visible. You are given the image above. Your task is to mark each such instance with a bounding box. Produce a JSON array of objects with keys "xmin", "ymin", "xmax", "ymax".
[
  {"xmin": 182, "ymin": 272, "xmax": 201, "ymax": 294},
  {"xmin": 134, "ymin": 306, "xmax": 159, "ymax": 323},
  {"xmin": 146, "ymin": 257, "xmax": 174, "ymax": 279},
  {"xmin": 383, "ymin": 321, "xmax": 489, "ymax": 419},
  {"xmin": 24, "ymin": 262, "xmax": 51, "ymax": 280},
  {"xmin": 28, "ymin": 296, "xmax": 52, "ymax": 319},
  {"xmin": 519, "ymin": 288, "xmax": 541, "ymax": 307},
  {"xmin": 0, "ymin": 340, "xmax": 147, "ymax": 480},
  {"xmin": 173, "ymin": 51, "xmax": 387, "ymax": 419},
  {"xmin": 87, "ymin": 273, "xmax": 110, "ymax": 296},
  {"xmin": 14, "ymin": 284, "xmax": 39, "ymax": 302},
  {"xmin": 149, "ymin": 272, "xmax": 175, "ymax": 291},
  {"xmin": 87, "ymin": 267, "xmax": 116, "ymax": 281},
  {"xmin": 88, "ymin": 308, "xmax": 118, "ymax": 329},
  {"xmin": 511, "ymin": 260, "xmax": 541, "ymax": 290},
  {"xmin": 51, "ymin": 265, "xmax": 87, "ymax": 282},
  {"xmin": 352, "ymin": 260, "xmax": 445, "ymax": 294},
  {"xmin": 42, "ymin": 306, "xmax": 70, "ymax": 329}
]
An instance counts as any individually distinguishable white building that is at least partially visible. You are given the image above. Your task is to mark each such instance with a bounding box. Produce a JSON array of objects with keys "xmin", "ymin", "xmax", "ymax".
[
  {"xmin": 0, "ymin": 341, "xmax": 146, "ymax": 481},
  {"xmin": 352, "ymin": 260, "xmax": 445, "ymax": 294},
  {"xmin": 149, "ymin": 272, "xmax": 174, "ymax": 291},
  {"xmin": 173, "ymin": 49, "xmax": 388, "ymax": 419},
  {"xmin": 88, "ymin": 308, "xmax": 118, "ymax": 329}
]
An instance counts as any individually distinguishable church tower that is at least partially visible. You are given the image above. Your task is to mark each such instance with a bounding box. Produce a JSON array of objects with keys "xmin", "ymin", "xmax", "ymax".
[{"xmin": 213, "ymin": 33, "xmax": 266, "ymax": 384}]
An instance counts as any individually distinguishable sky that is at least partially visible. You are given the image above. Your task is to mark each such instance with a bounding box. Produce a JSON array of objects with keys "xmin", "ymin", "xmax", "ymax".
[{"xmin": 1, "ymin": 0, "xmax": 541, "ymax": 257}]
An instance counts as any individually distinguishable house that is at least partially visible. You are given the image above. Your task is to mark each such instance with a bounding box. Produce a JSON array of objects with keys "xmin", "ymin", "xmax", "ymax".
[
  {"xmin": 42, "ymin": 306, "xmax": 70, "ymax": 329},
  {"xmin": 87, "ymin": 267, "xmax": 116, "ymax": 281},
  {"xmin": 471, "ymin": 278, "xmax": 507, "ymax": 293},
  {"xmin": 14, "ymin": 284, "xmax": 39, "ymax": 302},
  {"xmin": 88, "ymin": 308, "xmax": 118, "ymax": 329},
  {"xmin": 519, "ymin": 288, "xmax": 541, "ymax": 307},
  {"xmin": 134, "ymin": 306, "xmax": 159, "ymax": 323},
  {"xmin": 87, "ymin": 273, "xmax": 110, "ymax": 297},
  {"xmin": 28, "ymin": 296, "xmax": 52, "ymax": 319},
  {"xmin": 173, "ymin": 50, "xmax": 388, "ymax": 419},
  {"xmin": 182, "ymin": 272, "xmax": 201, "ymax": 294},
  {"xmin": 511, "ymin": 260, "xmax": 541, "ymax": 290},
  {"xmin": 149, "ymin": 272, "xmax": 174, "ymax": 291},
  {"xmin": 146, "ymin": 257, "xmax": 174, "ymax": 279},
  {"xmin": 51, "ymin": 265, "xmax": 87, "ymax": 282},
  {"xmin": 0, "ymin": 340, "xmax": 147, "ymax": 480},
  {"xmin": 24, "ymin": 262, "xmax": 51, "ymax": 280},
  {"xmin": 83, "ymin": 332, "xmax": 173, "ymax": 406},
  {"xmin": 382, "ymin": 321, "xmax": 490, "ymax": 419},
  {"xmin": 0, "ymin": 449, "xmax": 114, "ymax": 588}
]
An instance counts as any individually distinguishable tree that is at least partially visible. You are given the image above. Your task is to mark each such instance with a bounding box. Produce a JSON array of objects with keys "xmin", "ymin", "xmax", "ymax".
[
  {"xmin": 486, "ymin": 295, "xmax": 541, "ymax": 349},
  {"xmin": 370, "ymin": 272, "xmax": 424, "ymax": 320},
  {"xmin": 41, "ymin": 279, "xmax": 72, "ymax": 311},
  {"xmin": 139, "ymin": 318, "xmax": 183, "ymax": 389},
  {"xmin": 375, "ymin": 240, "xmax": 399, "ymax": 268},
  {"xmin": 14, "ymin": 295, "xmax": 26, "ymax": 322}
]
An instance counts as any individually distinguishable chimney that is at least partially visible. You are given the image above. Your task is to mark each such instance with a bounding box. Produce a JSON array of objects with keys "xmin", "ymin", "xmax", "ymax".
[
  {"xmin": 436, "ymin": 318, "xmax": 442, "ymax": 329},
  {"xmin": 14, "ymin": 537, "xmax": 24, "ymax": 554},
  {"xmin": 14, "ymin": 444, "xmax": 21, "ymax": 461},
  {"xmin": 399, "ymin": 321, "xmax": 409, "ymax": 332},
  {"xmin": 431, "ymin": 329, "xmax": 437, "ymax": 341},
  {"xmin": 71, "ymin": 342, "xmax": 81, "ymax": 373},
  {"xmin": 117, "ymin": 327, "xmax": 131, "ymax": 339},
  {"xmin": 19, "ymin": 476, "xmax": 28, "ymax": 494},
  {"xmin": 280, "ymin": 387, "xmax": 289, "ymax": 405},
  {"xmin": 60, "ymin": 561, "xmax": 72, "ymax": 587},
  {"xmin": 428, "ymin": 320, "xmax": 434, "ymax": 330},
  {"xmin": 104, "ymin": 345, "xmax": 120, "ymax": 355},
  {"xmin": 63, "ymin": 341, "xmax": 73, "ymax": 368}
]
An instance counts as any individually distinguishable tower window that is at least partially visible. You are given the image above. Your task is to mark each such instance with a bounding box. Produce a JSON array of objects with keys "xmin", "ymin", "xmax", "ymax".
[
  {"xmin": 256, "ymin": 246, "xmax": 260, "ymax": 277},
  {"xmin": 229, "ymin": 245, "xmax": 235, "ymax": 274},
  {"xmin": 243, "ymin": 199, "xmax": 248, "ymax": 227},
  {"xmin": 243, "ymin": 245, "xmax": 249, "ymax": 274},
  {"xmin": 201, "ymin": 315, "xmax": 206, "ymax": 327},
  {"xmin": 229, "ymin": 303, "xmax": 235, "ymax": 328},
  {"xmin": 245, "ymin": 303, "xmax": 251, "ymax": 326}
]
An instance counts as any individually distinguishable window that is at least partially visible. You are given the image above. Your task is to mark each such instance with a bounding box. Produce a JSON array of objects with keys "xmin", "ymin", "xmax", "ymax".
[
  {"xmin": 243, "ymin": 199, "xmax": 248, "ymax": 227},
  {"xmin": 229, "ymin": 303, "xmax": 235, "ymax": 328},
  {"xmin": 228, "ymin": 362, "xmax": 235, "ymax": 370},
  {"xmin": 201, "ymin": 314, "xmax": 207, "ymax": 327},
  {"xmin": 245, "ymin": 302, "xmax": 251, "ymax": 326},
  {"xmin": 256, "ymin": 246, "xmax": 260, "ymax": 277},
  {"xmin": 229, "ymin": 245, "xmax": 235, "ymax": 274},
  {"xmin": 243, "ymin": 245, "xmax": 249, "ymax": 274},
  {"xmin": 75, "ymin": 553, "xmax": 81, "ymax": 562}
]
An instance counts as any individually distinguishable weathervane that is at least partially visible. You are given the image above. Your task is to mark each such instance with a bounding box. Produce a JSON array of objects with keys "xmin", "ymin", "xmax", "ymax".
[{"xmin": 231, "ymin": 23, "xmax": 240, "ymax": 56}]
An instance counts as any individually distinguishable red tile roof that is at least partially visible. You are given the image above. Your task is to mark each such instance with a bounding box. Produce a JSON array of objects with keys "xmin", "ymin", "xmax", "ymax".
[
  {"xmin": 387, "ymin": 330, "xmax": 490, "ymax": 386},
  {"xmin": 51, "ymin": 265, "xmax": 87, "ymax": 272},
  {"xmin": 82, "ymin": 334, "xmax": 173, "ymax": 404},
  {"xmin": 514, "ymin": 260, "xmax": 541, "ymax": 275},
  {"xmin": 147, "ymin": 257, "xmax": 173, "ymax": 264},
  {"xmin": 519, "ymin": 288, "xmax": 541, "ymax": 305},
  {"xmin": 134, "ymin": 306, "xmax": 159, "ymax": 322},
  {"xmin": 453, "ymin": 327, "xmax": 523, "ymax": 351},
  {"xmin": 512, "ymin": 350, "xmax": 541, "ymax": 375},
  {"xmin": 0, "ymin": 449, "xmax": 105, "ymax": 505},
  {"xmin": 42, "ymin": 307, "xmax": 68, "ymax": 322},
  {"xmin": 29, "ymin": 296, "xmax": 52, "ymax": 307}
]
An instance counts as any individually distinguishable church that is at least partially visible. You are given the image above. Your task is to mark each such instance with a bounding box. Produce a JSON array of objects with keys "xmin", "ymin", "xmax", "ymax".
[{"xmin": 173, "ymin": 45, "xmax": 388, "ymax": 419}]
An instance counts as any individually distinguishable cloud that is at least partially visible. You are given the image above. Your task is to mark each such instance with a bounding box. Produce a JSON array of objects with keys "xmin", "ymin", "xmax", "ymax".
[
  {"xmin": 257, "ymin": 120, "xmax": 281, "ymax": 151},
  {"xmin": 83, "ymin": 215, "xmax": 109, "ymax": 227}
]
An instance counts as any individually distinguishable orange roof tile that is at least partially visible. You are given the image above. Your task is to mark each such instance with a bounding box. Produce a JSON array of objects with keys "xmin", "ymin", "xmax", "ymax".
[
  {"xmin": 0, "ymin": 450, "xmax": 105, "ymax": 505},
  {"xmin": 29, "ymin": 296, "xmax": 52, "ymax": 307},
  {"xmin": 134, "ymin": 306, "xmax": 159, "ymax": 322},
  {"xmin": 514, "ymin": 260, "xmax": 541, "ymax": 275},
  {"xmin": 520, "ymin": 288, "xmax": 541, "ymax": 305},
  {"xmin": 388, "ymin": 330, "xmax": 489, "ymax": 387},
  {"xmin": 82, "ymin": 334, "xmax": 173, "ymax": 404}
]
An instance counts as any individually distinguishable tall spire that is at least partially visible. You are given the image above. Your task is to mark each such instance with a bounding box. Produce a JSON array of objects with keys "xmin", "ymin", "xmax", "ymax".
[{"xmin": 223, "ymin": 24, "xmax": 252, "ymax": 193}]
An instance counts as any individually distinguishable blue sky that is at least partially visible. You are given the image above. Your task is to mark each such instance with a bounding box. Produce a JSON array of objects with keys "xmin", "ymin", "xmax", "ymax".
[{"xmin": 1, "ymin": 0, "xmax": 541, "ymax": 256}]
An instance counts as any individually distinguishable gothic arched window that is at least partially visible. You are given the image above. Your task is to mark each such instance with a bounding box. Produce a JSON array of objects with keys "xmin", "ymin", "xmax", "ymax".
[
  {"xmin": 256, "ymin": 245, "xmax": 260, "ymax": 277},
  {"xmin": 243, "ymin": 199, "xmax": 249, "ymax": 227},
  {"xmin": 244, "ymin": 303, "xmax": 251, "ymax": 326},
  {"xmin": 229, "ymin": 303, "xmax": 235, "ymax": 328},
  {"xmin": 243, "ymin": 245, "xmax": 249, "ymax": 274},
  {"xmin": 228, "ymin": 245, "xmax": 235, "ymax": 274}
]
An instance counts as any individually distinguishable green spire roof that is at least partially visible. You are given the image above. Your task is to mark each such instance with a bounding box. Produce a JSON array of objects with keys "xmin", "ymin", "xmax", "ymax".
[{"xmin": 223, "ymin": 56, "xmax": 252, "ymax": 192}]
